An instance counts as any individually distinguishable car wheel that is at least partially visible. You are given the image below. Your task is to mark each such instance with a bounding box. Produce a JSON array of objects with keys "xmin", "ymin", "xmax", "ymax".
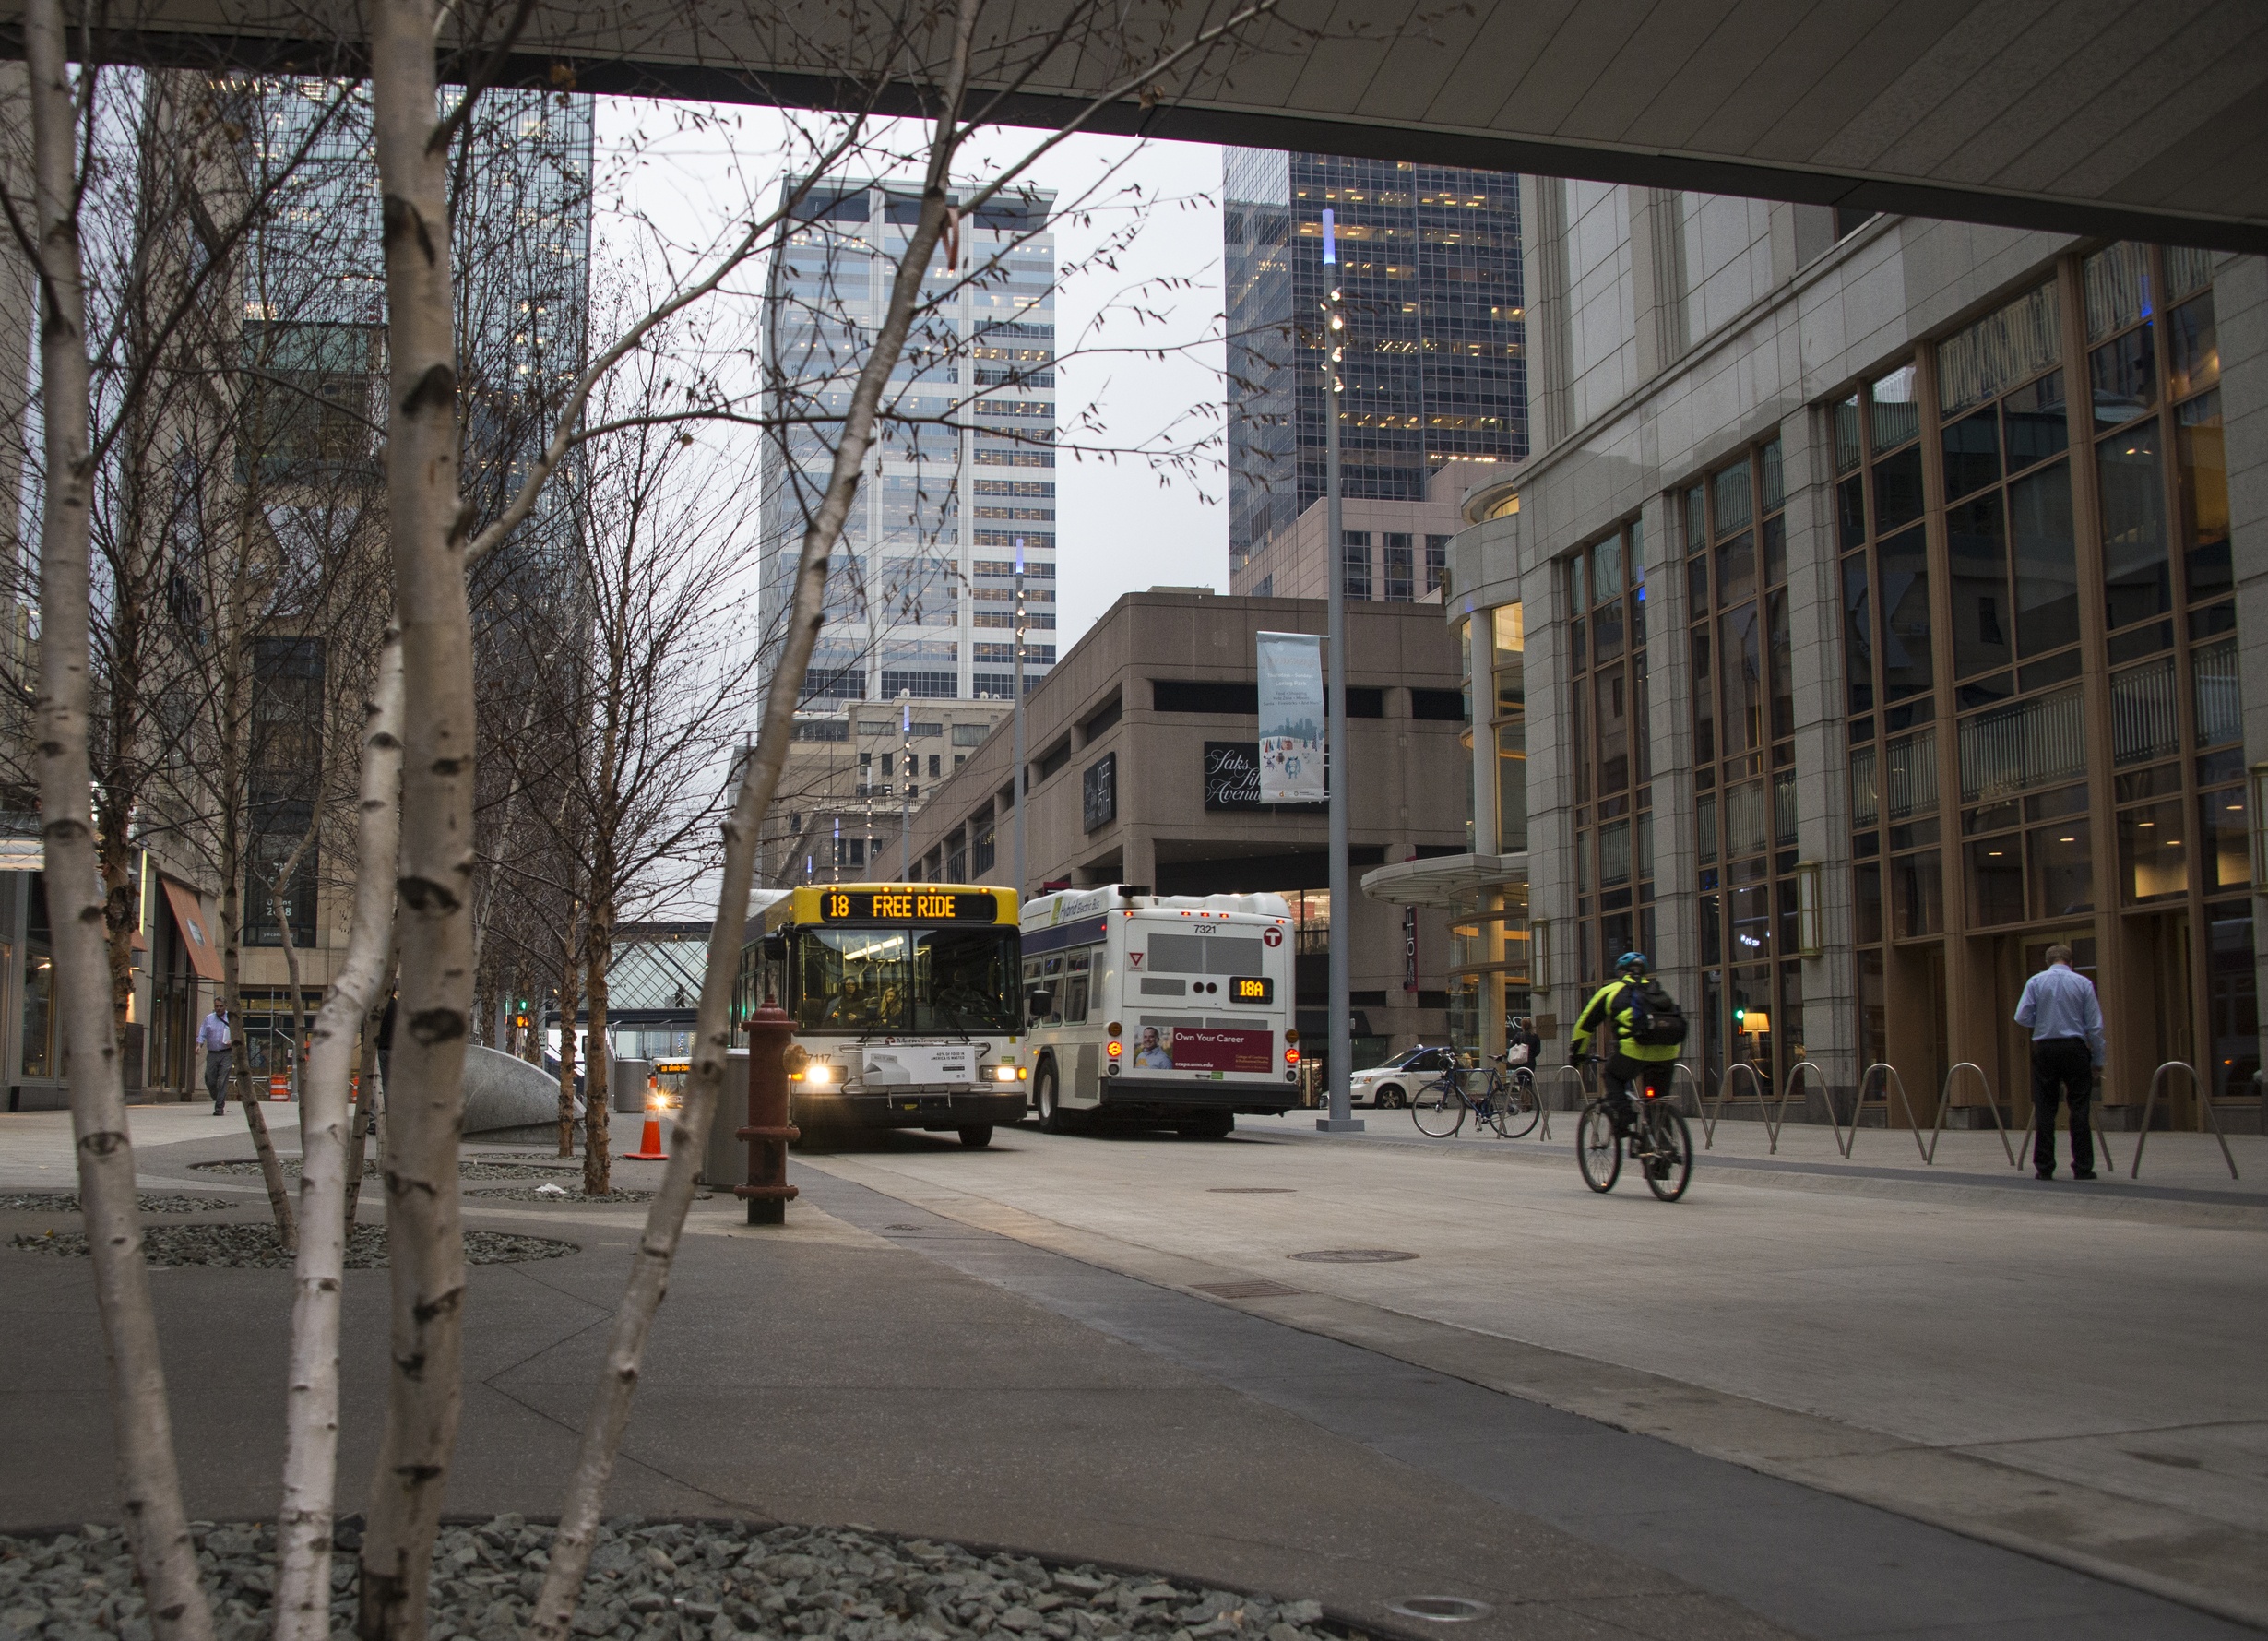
[
  {"xmin": 1035, "ymin": 1064, "xmax": 1074, "ymax": 1135},
  {"xmin": 1377, "ymin": 1083, "xmax": 1406, "ymax": 1110}
]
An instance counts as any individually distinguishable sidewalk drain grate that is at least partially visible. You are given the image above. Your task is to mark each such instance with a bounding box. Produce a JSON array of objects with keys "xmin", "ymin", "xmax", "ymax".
[
  {"xmin": 1385, "ymin": 1598, "xmax": 1490, "ymax": 1623},
  {"xmin": 1288, "ymin": 1248, "xmax": 1417, "ymax": 1264},
  {"xmin": 1207, "ymin": 1187, "xmax": 1297, "ymax": 1194},
  {"xmin": 1193, "ymin": 1279, "xmax": 1302, "ymax": 1300}
]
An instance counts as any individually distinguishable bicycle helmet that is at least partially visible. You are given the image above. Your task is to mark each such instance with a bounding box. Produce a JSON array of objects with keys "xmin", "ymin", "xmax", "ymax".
[{"xmin": 1615, "ymin": 950, "xmax": 1648, "ymax": 974}]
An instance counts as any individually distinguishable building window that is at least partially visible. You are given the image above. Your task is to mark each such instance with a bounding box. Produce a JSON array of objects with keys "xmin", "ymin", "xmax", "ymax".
[
  {"xmin": 1425, "ymin": 534, "xmax": 1450, "ymax": 594},
  {"xmin": 1383, "ymin": 533, "xmax": 1415, "ymax": 601},
  {"xmin": 1837, "ymin": 246, "xmax": 2249, "ymax": 1102},
  {"xmin": 1341, "ymin": 530, "xmax": 1371, "ymax": 601},
  {"xmin": 1563, "ymin": 522, "xmax": 1653, "ymax": 1011},
  {"xmin": 1685, "ymin": 441, "xmax": 1793, "ymax": 1092}
]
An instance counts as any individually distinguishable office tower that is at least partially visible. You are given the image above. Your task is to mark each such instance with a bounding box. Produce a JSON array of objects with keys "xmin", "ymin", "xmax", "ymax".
[
  {"xmin": 759, "ymin": 182, "xmax": 1058, "ymax": 707},
  {"xmin": 1223, "ymin": 151, "xmax": 1526, "ymax": 592}
]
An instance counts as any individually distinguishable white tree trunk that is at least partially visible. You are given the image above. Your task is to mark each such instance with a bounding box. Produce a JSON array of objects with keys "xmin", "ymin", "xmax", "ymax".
[
  {"xmin": 274, "ymin": 633, "xmax": 403, "ymax": 1641},
  {"xmin": 359, "ymin": 5, "xmax": 480, "ymax": 1635},
  {"xmin": 528, "ymin": 15, "xmax": 982, "ymax": 1635},
  {"xmin": 22, "ymin": 5, "xmax": 213, "ymax": 1636}
]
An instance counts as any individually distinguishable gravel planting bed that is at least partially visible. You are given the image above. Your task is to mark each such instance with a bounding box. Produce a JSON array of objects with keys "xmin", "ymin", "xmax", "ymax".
[
  {"xmin": 0, "ymin": 1518, "xmax": 1351, "ymax": 1641},
  {"xmin": 0, "ymin": 1194, "xmax": 240, "ymax": 1214},
  {"xmin": 471, "ymin": 1185, "xmax": 658, "ymax": 1204},
  {"xmin": 8, "ymin": 1223, "xmax": 576, "ymax": 1269},
  {"xmin": 192, "ymin": 1159, "xmax": 575, "ymax": 1182}
]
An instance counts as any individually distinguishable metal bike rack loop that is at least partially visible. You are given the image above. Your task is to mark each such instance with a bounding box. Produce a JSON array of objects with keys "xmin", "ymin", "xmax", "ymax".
[
  {"xmin": 1697, "ymin": 1061, "xmax": 1797, "ymax": 1153},
  {"xmin": 2130, "ymin": 1061, "xmax": 2240, "ymax": 1181},
  {"xmin": 1930, "ymin": 1063, "xmax": 2015, "ymax": 1168},
  {"xmin": 1858, "ymin": 1063, "xmax": 1933, "ymax": 1163},
  {"xmin": 1543, "ymin": 1064, "xmax": 1591, "ymax": 1143},
  {"xmin": 1777, "ymin": 1061, "xmax": 1830, "ymax": 1157}
]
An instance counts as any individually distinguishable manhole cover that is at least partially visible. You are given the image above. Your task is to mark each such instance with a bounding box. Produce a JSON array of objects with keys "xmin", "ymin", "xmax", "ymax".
[
  {"xmin": 1193, "ymin": 1279, "xmax": 1302, "ymax": 1300},
  {"xmin": 1385, "ymin": 1598, "xmax": 1491, "ymax": 1623},
  {"xmin": 1288, "ymin": 1248, "xmax": 1418, "ymax": 1264},
  {"xmin": 1208, "ymin": 1187, "xmax": 1296, "ymax": 1194}
]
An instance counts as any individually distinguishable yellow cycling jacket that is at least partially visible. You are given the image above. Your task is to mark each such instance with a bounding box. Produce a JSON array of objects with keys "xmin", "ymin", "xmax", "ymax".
[{"xmin": 1569, "ymin": 975, "xmax": 1681, "ymax": 1064}]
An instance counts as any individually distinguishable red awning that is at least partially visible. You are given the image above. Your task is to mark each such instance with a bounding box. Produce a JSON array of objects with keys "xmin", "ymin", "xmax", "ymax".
[{"xmin": 160, "ymin": 878, "xmax": 222, "ymax": 981}]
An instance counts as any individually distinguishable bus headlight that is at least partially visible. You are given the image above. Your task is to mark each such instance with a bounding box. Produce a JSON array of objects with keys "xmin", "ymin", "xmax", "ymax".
[
  {"xmin": 993, "ymin": 1064, "xmax": 1019, "ymax": 1083},
  {"xmin": 804, "ymin": 1063, "xmax": 834, "ymax": 1088}
]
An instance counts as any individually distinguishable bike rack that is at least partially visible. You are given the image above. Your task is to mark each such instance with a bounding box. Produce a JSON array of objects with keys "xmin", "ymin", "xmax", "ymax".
[
  {"xmin": 1543, "ymin": 1064, "xmax": 1591, "ymax": 1142},
  {"xmin": 1928, "ymin": 1062, "xmax": 2014, "ymax": 1168},
  {"xmin": 2129, "ymin": 1061, "xmax": 2240, "ymax": 1182},
  {"xmin": 1670, "ymin": 1062, "xmax": 1708, "ymax": 1134},
  {"xmin": 1777, "ymin": 1062, "xmax": 1829, "ymax": 1157},
  {"xmin": 1695, "ymin": 1061, "xmax": 1794, "ymax": 1152},
  {"xmin": 1857, "ymin": 1062, "xmax": 1935, "ymax": 1163}
]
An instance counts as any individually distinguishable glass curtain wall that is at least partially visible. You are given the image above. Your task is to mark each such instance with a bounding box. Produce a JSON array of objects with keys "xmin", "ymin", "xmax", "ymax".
[
  {"xmin": 1836, "ymin": 248, "xmax": 2253, "ymax": 1106},
  {"xmin": 1564, "ymin": 528, "xmax": 1656, "ymax": 1010},
  {"xmin": 1682, "ymin": 449, "xmax": 1798, "ymax": 1093}
]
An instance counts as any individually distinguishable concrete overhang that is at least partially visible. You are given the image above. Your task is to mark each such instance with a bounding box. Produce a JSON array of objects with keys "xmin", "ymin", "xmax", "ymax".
[
  {"xmin": 20, "ymin": 1, "xmax": 2268, "ymax": 254},
  {"xmin": 1360, "ymin": 850, "xmax": 1524, "ymax": 909}
]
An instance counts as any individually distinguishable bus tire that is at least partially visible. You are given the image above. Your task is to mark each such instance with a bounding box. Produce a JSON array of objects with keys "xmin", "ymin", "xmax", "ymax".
[
  {"xmin": 1035, "ymin": 1064, "xmax": 1074, "ymax": 1134},
  {"xmin": 957, "ymin": 1124, "xmax": 993, "ymax": 1148},
  {"xmin": 1175, "ymin": 1112, "xmax": 1234, "ymax": 1139}
]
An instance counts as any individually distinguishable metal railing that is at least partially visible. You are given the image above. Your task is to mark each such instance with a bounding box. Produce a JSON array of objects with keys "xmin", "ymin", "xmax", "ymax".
[
  {"xmin": 2128, "ymin": 1061, "xmax": 2240, "ymax": 1181},
  {"xmin": 1857, "ymin": 1062, "xmax": 1933, "ymax": 1162}
]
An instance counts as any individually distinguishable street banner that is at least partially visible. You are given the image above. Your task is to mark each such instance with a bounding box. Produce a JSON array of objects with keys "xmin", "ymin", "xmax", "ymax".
[{"xmin": 1256, "ymin": 631, "xmax": 1325, "ymax": 804}]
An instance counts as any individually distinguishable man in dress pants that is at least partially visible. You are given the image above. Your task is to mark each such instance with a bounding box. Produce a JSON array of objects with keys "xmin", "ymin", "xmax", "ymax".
[{"xmin": 2013, "ymin": 945, "xmax": 2105, "ymax": 1181}]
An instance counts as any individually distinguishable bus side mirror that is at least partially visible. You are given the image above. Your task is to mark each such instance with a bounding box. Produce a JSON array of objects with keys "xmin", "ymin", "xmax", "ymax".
[
  {"xmin": 762, "ymin": 933, "xmax": 787, "ymax": 961},
  {"xmin": 1027, "ymin": 990, "xmax": 1053, "ymax": 1020}
]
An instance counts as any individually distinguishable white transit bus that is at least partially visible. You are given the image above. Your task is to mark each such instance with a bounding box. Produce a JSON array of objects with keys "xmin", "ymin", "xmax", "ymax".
[
  {"xmin": 1018, "ymin": 886, "xmax": 1302, "ymax": 1137},
  {"xmin": 736, "ymin": 883, "xmax": 1028, "ymax": 1148}
]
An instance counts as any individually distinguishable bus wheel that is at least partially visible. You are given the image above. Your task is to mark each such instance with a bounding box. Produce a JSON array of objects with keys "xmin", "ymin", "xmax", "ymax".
[
  {"xmin": 1175, "ymin": 1112, "xmax": 1234, "ymax": 1139},
  {"xmin": 957, "ymin": 1124, "xmax": 993, "ymax": 1148},
  {"xmin": 1035, "ymin": 1065, "xmax": 1075, "ymax": 1134}
]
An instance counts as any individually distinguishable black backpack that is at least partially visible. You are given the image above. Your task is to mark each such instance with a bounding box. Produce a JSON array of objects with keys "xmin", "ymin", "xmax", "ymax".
[{"xmin": 1618, "ymin": 977, "xmax": 1688, "ymax": 1049}]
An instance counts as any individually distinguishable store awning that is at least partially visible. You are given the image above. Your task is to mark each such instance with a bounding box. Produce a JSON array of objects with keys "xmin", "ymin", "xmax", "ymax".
[
  {"xmin": 1360, "ymin": 852, "xmax": 1526, "ymax": 910},
  {"xmin": 160, "ymin": 878, "xmax": 224, "ymax": 981}
]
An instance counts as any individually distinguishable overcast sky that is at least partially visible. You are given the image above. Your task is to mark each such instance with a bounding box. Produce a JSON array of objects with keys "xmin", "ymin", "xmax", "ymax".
[{"xmin": 589, "ymin": 101, "xmax": 1234, "ymax": 654}]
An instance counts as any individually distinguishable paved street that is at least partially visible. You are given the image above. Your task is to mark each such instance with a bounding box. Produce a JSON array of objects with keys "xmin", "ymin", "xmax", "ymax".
[{"xmin": 0, "ymin": 1104, "xmax": 2261, "ymax": 1641}]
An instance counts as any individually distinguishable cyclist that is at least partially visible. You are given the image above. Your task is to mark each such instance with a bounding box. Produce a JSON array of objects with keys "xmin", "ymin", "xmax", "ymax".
[{"xmin": 1569, "ymin": 953, "xmax": 1683, "ymax": 1140}]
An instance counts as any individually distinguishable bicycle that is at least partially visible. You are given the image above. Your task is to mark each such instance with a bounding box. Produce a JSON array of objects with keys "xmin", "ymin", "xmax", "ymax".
[
  {"xmin": 1411, "ymin": 1053, "xmax": 1541, "ymax": 1139},
  {"xmin": 1575, "ymin": 1058, "xmax": 1692, "ymax": 1201}
]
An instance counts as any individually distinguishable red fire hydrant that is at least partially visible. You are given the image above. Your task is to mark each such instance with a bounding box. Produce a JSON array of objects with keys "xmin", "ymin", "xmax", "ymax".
[{"xmin": 735, "ymin": 1001, "xmax": 800, "ymax": 1226}]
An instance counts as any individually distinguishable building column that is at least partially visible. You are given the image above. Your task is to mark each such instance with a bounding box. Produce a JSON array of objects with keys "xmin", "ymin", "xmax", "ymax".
[
  {"xmin": 1521, "ymin": 548, "xmax": 1576, "ymax": 1036},
  {"xmin": 1641, "ymin": 491, "xmax": 1699, "ymax": 1034},
  {"xmin": 1780, "ymin": 400, "xmax": 1859, "ymax": 1110},
  {"xmin": 2220, "ymin": 250, "xmax": 2268, "ymax": 1100}
]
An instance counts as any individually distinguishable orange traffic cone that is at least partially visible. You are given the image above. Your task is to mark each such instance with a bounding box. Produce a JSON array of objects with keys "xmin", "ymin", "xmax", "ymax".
[{"xmin": 623, "ymin": 1075, "xmax": 669, "ymax": 1160}]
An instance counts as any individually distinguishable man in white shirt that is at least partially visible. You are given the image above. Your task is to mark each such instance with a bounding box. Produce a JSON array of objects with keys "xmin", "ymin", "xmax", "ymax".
[
  {"xmin": 199, "ymin": 1005, "xmax": 232, "ymax": 1114},
  {"xmin": 2013, "ymin": 945, "xmax": 2106, "ymax": 1181}
]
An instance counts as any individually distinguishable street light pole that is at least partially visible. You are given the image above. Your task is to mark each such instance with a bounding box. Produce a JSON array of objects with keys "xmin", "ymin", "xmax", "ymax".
[
  {"xmin": 1013, "ymin": 535, "xmax": 1027, "ymax": 900},
  {"xmin": 1319, "ymin": 208, "xmax": 1361, "ymax": 1134},
  {"xmin": 899, "ymin": 700, "xmax": 914, "ymax": 880}
]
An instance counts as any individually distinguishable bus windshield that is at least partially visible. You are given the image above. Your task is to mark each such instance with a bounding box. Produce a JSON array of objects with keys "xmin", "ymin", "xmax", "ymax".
[{"xmin": 790, "ymin": 926, "xmax": 1020, "ymax": 1035}]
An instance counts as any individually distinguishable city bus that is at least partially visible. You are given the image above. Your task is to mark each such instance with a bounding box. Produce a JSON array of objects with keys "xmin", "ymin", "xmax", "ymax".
[
  {"xmin": 1019, "ymin": 885, "xmax": 1301, "ymax": 1138},
  {"xmin": 735, "ymin": 883, "xmax": 1028, "ymax": 1147}
]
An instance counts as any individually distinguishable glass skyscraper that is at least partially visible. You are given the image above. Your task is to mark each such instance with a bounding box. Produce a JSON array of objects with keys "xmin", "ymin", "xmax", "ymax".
[
  {"xmin": 1224, "ymin": 150, "xmax": 1526, "ymax": 578},
  {"xmin": 759, "ymin": 183, "xmax": 1059, "ymax": 706}
]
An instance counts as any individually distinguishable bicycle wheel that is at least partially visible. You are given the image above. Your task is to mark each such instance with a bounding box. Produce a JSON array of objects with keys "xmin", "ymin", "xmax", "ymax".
[
  {"xmin": 1576, "ymin": 1100, "xmax": 1621, "ymax": 1193},
  {"xmin": 1642, "ymin": 1102, "xmax": 1693, "ymax": 1202},
  {"xmin": 1492, "ymin": 1071, "xmax": 1541, "ymax": 1139},
  {"xmin": 1410, "ymin": 1076, "xmax": 1466, "ymax": 1137}
]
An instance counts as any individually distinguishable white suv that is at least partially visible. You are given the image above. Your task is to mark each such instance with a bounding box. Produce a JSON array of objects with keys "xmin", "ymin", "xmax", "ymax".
[{"xmin": 1349, "ymin": 1046, "xmax": 1457, "ymax": 1110}]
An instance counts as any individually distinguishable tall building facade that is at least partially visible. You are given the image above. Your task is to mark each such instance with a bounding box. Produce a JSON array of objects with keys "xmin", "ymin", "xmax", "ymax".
[
  {"xmin": 759, "ymin": 183, "xmax": 1059, "ymax": 710},
  {"xmin": 1223, "ymin": 150, "xmax": 1526, "ymax": 590},
  {"xmin": 1368, "ymin": 181, "xmax": 2268, "ymax": 1138}
]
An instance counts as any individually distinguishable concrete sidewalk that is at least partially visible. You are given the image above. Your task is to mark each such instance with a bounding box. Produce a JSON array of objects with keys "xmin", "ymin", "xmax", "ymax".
[
  {"xmin": 1, "ymin": 1110, "xmax": 1796, "ymax": 1641},
  {"xmin": 790, "ymin": 1116, "xmax": 2268, "ymax": 1634}
]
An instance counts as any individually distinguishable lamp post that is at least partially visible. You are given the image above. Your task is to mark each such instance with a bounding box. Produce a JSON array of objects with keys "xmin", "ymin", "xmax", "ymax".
[
  {"xmin": 1014, "ymin": 536, "xmax": 1027, "ymax": 900},
  {"xmin": 1319, "ymin": 208, "xmax": 1361, "ymax": 1135},
  {"xmin": 899, "ymin": 699, "xmax": 913, "ymax": 880}
]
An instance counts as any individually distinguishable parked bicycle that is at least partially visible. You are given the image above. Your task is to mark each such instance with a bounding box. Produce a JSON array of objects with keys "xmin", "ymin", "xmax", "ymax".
[
  {"xmin": 1411, "ymin": 1052, "xmax": 1541, "ymax": 1139},
  {"xmin": 1574, "ymin": 1056, "xmax": 1692, "ymax": 1200}
]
